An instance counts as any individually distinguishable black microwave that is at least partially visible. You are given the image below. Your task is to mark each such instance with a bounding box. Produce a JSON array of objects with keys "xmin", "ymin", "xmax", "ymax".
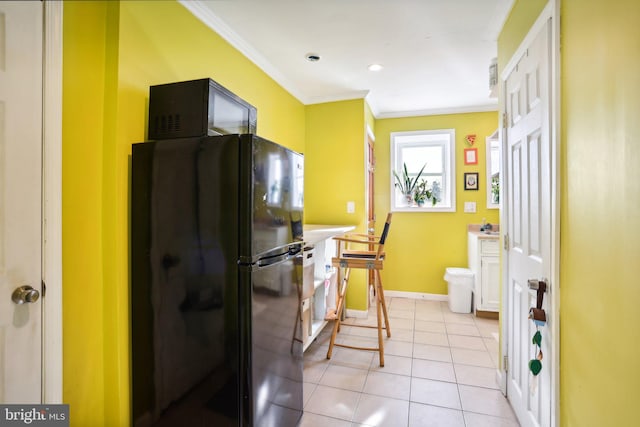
[{"xmin": 148, "ymin": 78, "xmax": 257, "ymax": 140}]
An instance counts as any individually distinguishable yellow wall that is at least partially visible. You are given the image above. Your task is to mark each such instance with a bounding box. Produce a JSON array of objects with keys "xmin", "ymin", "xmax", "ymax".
[
  {"xmin": 62, "ymin": 1, "xmax": 305, "ymax": 425},
  {"xmin": 560, "ymin": 0, "xmax": 640, "ymax": 424},
  {"xmin": 304, "ymin": 99, "xmax": 369, "ymax": 309},
  {"xmin": 374, "ymin": 112, "xmax": 499, "ymax": 296},
  {"xmin": 304, "ymin": 99, "xmax": 366, "ymax": 225},
  {"xmin": 497, "ymin": 0, "xmax": 548, "ymax": 72},
  {"xmin": 62, "ymin": 2, "xmax": 110, "ymax": 424}
]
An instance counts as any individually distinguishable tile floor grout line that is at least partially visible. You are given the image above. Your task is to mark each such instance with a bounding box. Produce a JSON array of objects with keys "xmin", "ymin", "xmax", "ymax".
[
  {"xmin": 408, "ymin": 297, "xmax": 416, "ymax": 427},
  {"xmin": 443, "ymin": 313, "xmax": 467, "ymax": 424},
  {"xmin": 350, "ymin": 380, "xmax": 367, "ymax": 426}
]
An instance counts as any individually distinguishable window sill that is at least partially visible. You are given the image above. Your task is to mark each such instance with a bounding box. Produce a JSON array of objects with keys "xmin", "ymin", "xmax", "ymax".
[{"xmin": 391, "ymin": 205, "xmax": 456, "ymax": 213}]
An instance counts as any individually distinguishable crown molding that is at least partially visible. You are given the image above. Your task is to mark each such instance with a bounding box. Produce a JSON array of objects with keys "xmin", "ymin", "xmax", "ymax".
[
  {"xmin": 305, "ymin": 90, "xmax": 370, "ymax": 106},
  {"xmin": 376, "ymin": 103, "xmax": 498, "ymax": 119}
]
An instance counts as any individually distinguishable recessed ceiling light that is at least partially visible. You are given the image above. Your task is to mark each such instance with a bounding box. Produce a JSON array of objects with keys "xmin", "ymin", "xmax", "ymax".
[
  {"xmin": 368, "ymin": 63, "xmax": 383, "ymax": 71},
  {"xmin": 305, "ymin": 53, "xmax": 321, "ymax": 62}
]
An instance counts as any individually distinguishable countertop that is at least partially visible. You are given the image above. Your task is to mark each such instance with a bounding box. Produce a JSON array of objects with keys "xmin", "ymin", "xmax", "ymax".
[
  {"xmin": 303, "ymin": 224, "xmax": 356, "ymax": 244},
  {"xmin": 467, "ymin": 224, "xmax": 500, "ymax": 239}
]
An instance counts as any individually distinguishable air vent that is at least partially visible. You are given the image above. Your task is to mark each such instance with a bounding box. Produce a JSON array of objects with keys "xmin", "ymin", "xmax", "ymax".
[{"xmin": 153, "ymin": 114, "xmax": 182, "ymax": 137}]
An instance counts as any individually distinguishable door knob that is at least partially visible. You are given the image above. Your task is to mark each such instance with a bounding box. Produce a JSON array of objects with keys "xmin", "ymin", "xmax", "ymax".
[{"xmin": 11, "ymin": 285, "xmax": 40, "ymax": 304}]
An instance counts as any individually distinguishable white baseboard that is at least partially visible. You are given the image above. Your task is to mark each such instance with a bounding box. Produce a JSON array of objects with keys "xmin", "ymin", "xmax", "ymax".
[
  {"xmin": 345, "ymin": 308, "xmax": 369, "ymax": 318},
  {"xmin": 384, "ymin": 290, "xmax": 448, "ymax": 302}
]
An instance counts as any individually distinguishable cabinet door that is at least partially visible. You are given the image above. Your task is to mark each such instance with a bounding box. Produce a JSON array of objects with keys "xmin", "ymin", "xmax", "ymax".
[{"xmin": 480, "ymin": 256, "xmax": 500, "ymax": 311}]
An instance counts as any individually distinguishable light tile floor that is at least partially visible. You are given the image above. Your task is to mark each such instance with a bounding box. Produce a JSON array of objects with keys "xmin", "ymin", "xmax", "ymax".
[{"xmin": 301, "ymin": 297, "xmax": 520, "ymax": 427}]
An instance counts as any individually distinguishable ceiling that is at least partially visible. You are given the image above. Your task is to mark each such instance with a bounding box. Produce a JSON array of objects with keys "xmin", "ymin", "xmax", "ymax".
[{"xmin": 181, "ymin": 0, "xmax": 514, "ymax": 118}]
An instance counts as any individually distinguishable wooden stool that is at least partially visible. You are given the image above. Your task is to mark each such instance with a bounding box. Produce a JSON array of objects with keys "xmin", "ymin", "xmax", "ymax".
[{"xmin": 326, "ymin": 213, "xmax": 392, "ymax": 367}]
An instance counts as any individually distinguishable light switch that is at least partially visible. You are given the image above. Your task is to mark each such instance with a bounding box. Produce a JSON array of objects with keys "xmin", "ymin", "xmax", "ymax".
[
  {"xmin": 347, "ymin": 201, "xmax": 355, "ymax": 213},
  {"xmin": 464, "ymin": 201, "xmax": 476, "ymax": 213}
]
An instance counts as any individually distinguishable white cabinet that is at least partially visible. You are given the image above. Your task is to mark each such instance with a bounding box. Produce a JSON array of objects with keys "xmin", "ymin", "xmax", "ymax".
[
  {"xmin": 480, "ymin": 252, "xmax": 500, "ymax": 310},
  {"xmin": 468, "ymin": 232, "xmax": 500, "ymax": 313},
  {"xmin": 301, "ymin": 240, "xmax": 336, "ymax": 350},
  {"xmin": 302, "ymin": 225, "xmax": 355, "ymax": 351}
]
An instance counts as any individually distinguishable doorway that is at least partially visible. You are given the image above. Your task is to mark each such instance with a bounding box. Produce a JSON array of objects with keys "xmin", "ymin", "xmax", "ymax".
[{"xmin": 365, "ymin": 126, "xmax": 376, "ymax": 306}]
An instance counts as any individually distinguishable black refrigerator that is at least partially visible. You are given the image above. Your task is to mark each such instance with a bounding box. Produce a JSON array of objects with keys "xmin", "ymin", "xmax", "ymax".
[{"xmin": 131, "ymin": 134, "xmax": 304, "ymax": 427}]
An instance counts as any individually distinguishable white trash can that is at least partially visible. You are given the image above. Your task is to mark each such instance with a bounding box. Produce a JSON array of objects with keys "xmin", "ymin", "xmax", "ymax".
[{"xmin": 444, "ymin": 268, "xmax": 474, "ymax": 313}]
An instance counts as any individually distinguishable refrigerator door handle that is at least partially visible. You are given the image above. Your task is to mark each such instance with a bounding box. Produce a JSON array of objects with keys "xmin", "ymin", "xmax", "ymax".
[
  {"xmin": 252, "ymin": 243, "xmax": 303, "ymax": 268},
  {"xmin": 256, "ymin": 251, "xmax": 291, "ymax": 268}
]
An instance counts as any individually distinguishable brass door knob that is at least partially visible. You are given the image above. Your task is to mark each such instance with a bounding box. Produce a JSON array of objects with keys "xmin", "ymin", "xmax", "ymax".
[{"xmin": 11, "ymin": 285, "xmax": 40, "ymax": 304}]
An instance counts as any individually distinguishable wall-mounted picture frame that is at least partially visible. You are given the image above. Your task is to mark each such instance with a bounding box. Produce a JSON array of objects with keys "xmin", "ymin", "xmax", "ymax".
[
  {"xmin": 464, "ymin": 148, "xmax": 478, "ymax": 165},
  {"xmin": 464, "ymin": 172, "xmax": 479, "ymax": 190}
]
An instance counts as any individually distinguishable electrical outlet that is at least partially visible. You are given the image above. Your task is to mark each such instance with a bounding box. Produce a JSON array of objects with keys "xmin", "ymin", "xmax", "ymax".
[
  {"xmin": 464, "ymin": 201, "xmax": 476, "ymax": 213},
  {"xmin": 347, "ymin": 201, "xmax": 355, "ymax": 214}
]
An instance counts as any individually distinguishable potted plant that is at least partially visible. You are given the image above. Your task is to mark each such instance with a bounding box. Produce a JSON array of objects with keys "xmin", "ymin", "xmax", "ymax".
[
  {"xmin": 393, "ymin": 163, "xmax": 426, "ymax": 205},
  {"xmin": 414, "ymin": 179, "xmax": 440, "ymax": 206}
]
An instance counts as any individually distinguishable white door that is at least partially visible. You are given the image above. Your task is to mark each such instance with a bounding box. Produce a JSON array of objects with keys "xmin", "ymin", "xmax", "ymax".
[
  {"xmin": 504, "ymin": 19, "xmax": 553, "ymax": 427},
  {"xmin": 0, "ymin": 1, "xmax": 43, "ymax": 403}
]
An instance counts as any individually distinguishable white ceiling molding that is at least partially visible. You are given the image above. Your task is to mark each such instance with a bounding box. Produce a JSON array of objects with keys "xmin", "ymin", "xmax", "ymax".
[
  {"xmin": 377, "ymin": 103, "xmax": 499, "ymax": 120},
  {"xmin": 305, "ymin": 90, "xmax": 370, "ymax": 106}
]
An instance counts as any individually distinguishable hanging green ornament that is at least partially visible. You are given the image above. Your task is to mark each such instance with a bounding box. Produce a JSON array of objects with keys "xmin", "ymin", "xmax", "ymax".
[
  {"xmin": 532, "ymin": 330, "xmax": 542, "ymax": 346},
  {"xmin": 529, "ymin": 358, "xmax": 542, "ymax": 376},
  {"xmin": 529, "ymin": 329, "xmax": 543, "ymax": 376}
]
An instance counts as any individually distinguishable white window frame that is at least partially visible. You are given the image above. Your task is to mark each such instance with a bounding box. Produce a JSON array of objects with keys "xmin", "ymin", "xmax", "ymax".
[{"xmin": 390, "ymin": 129, "xmax": 456, "ymax": 212}]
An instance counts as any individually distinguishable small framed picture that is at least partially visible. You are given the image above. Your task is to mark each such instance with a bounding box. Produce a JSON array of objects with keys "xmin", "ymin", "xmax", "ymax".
[
  {"xmin": 464, "ymin": 172, "xmax": 479, "ymax": 190},
  {"xmin": 464, "ymin": 148, "xmax": 478, "ymax": 165}
]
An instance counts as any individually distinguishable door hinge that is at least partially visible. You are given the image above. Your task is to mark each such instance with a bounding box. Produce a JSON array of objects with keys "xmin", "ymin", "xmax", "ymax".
[
  {"xmin": 503, "ymin": 233, "xmax": 509, "ymax": 250},
  {"xmin": 504, "ymin": 355, "xmax": 509, "ymax": 373},
  {"xmin": 42, "ymin": 280, "xmax": 46, "ymax": 297},
  {"xmin": 502, "ymin": 112, "xmax": 508, "ymax": 128}
]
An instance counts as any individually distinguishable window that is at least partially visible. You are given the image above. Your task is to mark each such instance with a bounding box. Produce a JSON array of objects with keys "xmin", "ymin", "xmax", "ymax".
[
  {"xmin": 390, "ymin": 129, "xmax": 456, "ymax": 212},
  {"xmin": 485, "ymin": 130, "xmax": 500, "ymax": 209}
]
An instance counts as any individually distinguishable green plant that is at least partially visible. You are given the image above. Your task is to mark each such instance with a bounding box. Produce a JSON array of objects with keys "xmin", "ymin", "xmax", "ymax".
[
  {"xmin": 491, "ymin": 175, "xmax": 499, "ymax": 203},
  {"xmin": 393, "ymin": 163, "xmax": 426, "ymax": 196},
  {"xmin": 413, "ymin": 179, "xmax": 439, "ymax": 206}
]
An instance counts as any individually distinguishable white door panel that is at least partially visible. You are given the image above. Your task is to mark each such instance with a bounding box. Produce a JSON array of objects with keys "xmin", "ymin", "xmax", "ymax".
[
  {"xmin": 505, "ymin": 19, "xmax": 552, "ymax": 427},
  {"xmin": 0, "ymin": 1, "xmax": 43, "ymax": 403}
]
